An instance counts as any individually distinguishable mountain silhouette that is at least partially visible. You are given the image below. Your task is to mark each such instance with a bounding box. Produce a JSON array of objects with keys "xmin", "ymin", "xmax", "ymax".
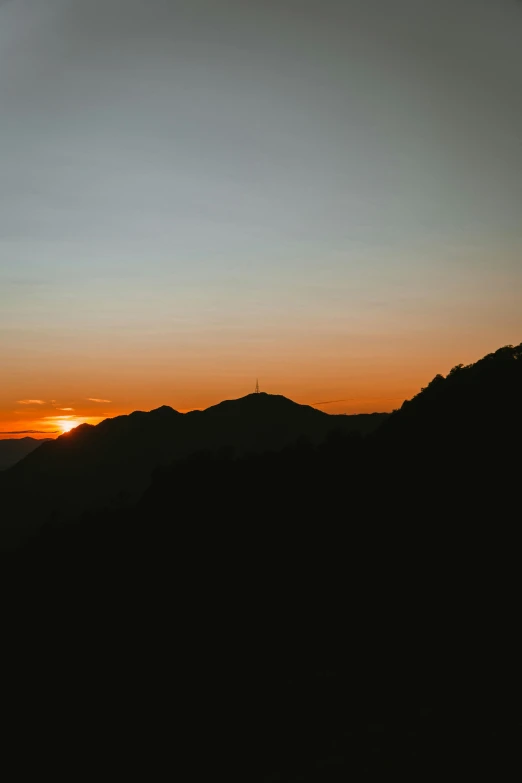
[
  {"xmin": 369, "ymin": 342, "xmax": 522, "ymax": 512},
  {"xmin": 0, "ymin": 393, "xmax": 388, "ymax": 544},
  {"xmin": 378, "ymin": 342, "xmax": 522, "ymax": 447},
  {"xmin": 130, "ymin": 347, "xmax": 522, "ymax": 540},
  {"xmin": 2, "ymin": 343, "xmax": 522, "ymax": 779},
  {"xmin": 0, "ymin": 437, "xmax": 50, "ymax": 471}
]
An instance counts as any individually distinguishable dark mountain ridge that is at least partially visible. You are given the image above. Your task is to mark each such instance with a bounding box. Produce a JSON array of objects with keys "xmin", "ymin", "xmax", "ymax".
[
  {"xmin": 0, "ymin": 393, "xmax": 388, "ymax": 543},
  {"xmin": 378, "ymin": 342, "xmax": 522, "ymax": 447}
]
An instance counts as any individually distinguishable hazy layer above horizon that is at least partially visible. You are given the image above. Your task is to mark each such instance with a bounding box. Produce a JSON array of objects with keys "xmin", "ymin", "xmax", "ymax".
[{"xmin": 1, "ymin": 0, "xmax": 521, "ymax": 436}]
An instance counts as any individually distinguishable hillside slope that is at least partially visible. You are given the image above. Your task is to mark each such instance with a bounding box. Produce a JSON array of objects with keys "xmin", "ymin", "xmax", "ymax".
[{"xmin": 0, "ymin": 394, "xmax": 388, "ymax": 541}]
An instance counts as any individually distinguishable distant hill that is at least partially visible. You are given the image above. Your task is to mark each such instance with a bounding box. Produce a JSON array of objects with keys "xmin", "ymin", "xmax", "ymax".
[
  {"xmin": 0, "ymin": 437, "xmax": 50, "ymax": 471},
  {"xmin": 0, "ymin": 393, "xmax": 388, "ymax": 542}
]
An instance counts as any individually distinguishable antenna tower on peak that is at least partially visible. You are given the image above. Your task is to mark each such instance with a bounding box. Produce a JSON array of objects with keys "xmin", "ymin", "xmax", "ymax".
[{"xmin": 255, "ymin": 379, "xmax": 260, "ymax": 394}]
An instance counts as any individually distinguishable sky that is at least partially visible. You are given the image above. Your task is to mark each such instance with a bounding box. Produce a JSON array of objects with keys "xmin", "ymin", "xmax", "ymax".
[{"xmin": 1, "ymin": 0, "xmax": 521, "ymax": 437}]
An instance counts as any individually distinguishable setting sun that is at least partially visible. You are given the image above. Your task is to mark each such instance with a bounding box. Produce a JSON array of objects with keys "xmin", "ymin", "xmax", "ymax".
[{"xmin": 58, "ymin": 420, "xmax": 76, "ymax": 434}]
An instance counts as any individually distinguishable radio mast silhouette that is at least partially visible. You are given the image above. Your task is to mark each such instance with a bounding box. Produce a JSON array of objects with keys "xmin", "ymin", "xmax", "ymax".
[{"xmin": 255, "ymin": 379, "xmax": 260, "ymax": 394}]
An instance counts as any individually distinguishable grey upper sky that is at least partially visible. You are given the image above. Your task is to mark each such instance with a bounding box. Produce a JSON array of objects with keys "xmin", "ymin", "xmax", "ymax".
[{"xmin": 1, "ymin": 0, "xmax": 521, "ymax": 419}]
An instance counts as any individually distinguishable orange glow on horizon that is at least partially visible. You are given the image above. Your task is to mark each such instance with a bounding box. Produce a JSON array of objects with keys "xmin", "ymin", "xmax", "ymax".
[
  {"xmin": 1, "ymin": 334, "xmax": 520, "ymax": 439},
  {"xmin": 0, "ymin": 390, "xmax": 408, "ymax": 439},
  {"xmin": 0, "ymin": 413, "xmax": 108, "ymax": 440}
]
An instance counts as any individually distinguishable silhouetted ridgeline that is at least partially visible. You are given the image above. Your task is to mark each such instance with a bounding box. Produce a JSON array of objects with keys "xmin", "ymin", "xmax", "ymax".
[
  {"xmin": 0, "ymin": 395, "xmax": 387, "ymax": 542},
  {"xmin": 1, "ymin": 344, "xmax": 521, "ymax": 780}
]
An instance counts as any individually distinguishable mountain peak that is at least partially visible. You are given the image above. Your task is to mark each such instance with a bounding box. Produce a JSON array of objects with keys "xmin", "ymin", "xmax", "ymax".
[
  {"xmin": 202, "ymin": 392, "xmax": 320, "ymax": 417},
  {"xmin": 150, "ymin": 405, "xmax": 180, "ymax": 415}
]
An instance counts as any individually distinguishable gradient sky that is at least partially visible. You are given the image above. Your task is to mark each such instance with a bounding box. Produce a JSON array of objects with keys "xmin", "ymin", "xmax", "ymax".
[{"xmin": 1, "ymin": 0, "xmax": 521, "ymax": 437}]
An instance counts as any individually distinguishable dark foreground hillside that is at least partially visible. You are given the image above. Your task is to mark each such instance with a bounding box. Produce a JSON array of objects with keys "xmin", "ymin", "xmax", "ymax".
[{"xmin": 1, "ymin": 344, "xmax": 521, "ymax": 779}]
